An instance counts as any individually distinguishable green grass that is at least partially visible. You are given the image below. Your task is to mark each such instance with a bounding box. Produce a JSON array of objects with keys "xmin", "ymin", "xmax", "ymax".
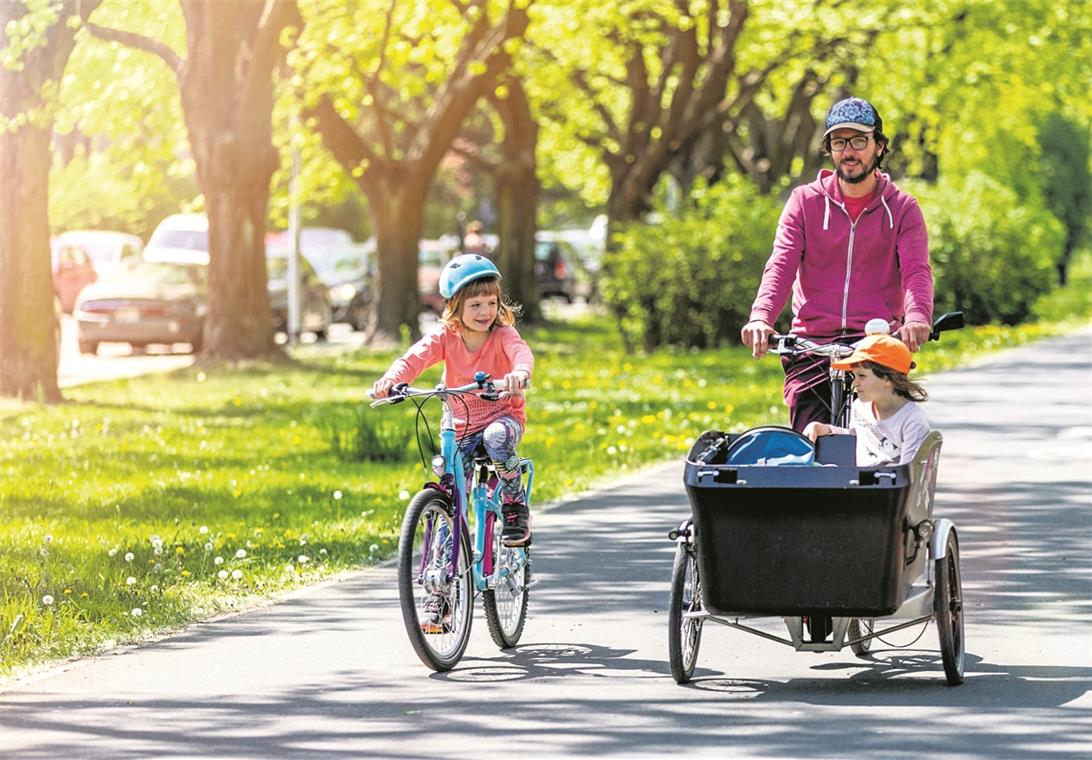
[{"xmin": 2, "ymin": 255, "xmax": 1089, "ymax": 677}]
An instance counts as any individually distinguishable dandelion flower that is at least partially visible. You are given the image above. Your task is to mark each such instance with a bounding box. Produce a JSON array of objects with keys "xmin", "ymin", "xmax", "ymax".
[
  {"xmin": 298, "ymin": 555, "xmax": 310, "ymax": 564},
  {"xmin": 319, "ymin": 548, "xmax": 327, "ymax": 556},
  {"xmin": 108, "ymin": 548, "xmax": 118, "ymax": 557},
  {"xmin": 369, "ymin": 544, "xmax": 379, "ymax": 554},
  {"xmin": 203, "ymin": 542, "xmax": 213, "ymax": 552},
  {"xmin": 231, "ymin": 569, "xmax": 242, "ymax": 580},
  {"xmin": 196, "ymin": 371, "xmax": 206, "ymax": 382},
  {"xmin": 126, "ymin": 576, "xmax": 136, "ymax": 586},
  {"xmin": 217, "ymin": 570, "xmax": 228, "ymax": 580},
  {"xmin": 44, "ymin": 534, "xmax": 53, "ymax": 544},
  {"xmin": 398, "ymin": 490, "xmax": 410, "ymax": 500},
  {"xmin": 175, "ymin": 547, "xmax": 185, "ymax": 556},
  {"xmin": 150, "ymin": 585, "xmax": 159, "ymax": 593},
  {"xmin": 42, "ymin": 594, "xmax": 54, "ymax": 606},
  {"xmin": 154, "ymin": 546, "xmax": 164, "ymax": 556},
  {"xmin": 214, "ymin": 556, "xmax": 224, "ymax": 565},
  {"xmin": 131, "ymin": 608, "xmax": 143, "ymax": 617},
  {"xmin": 199, "ymin": 525, "xmax": 209, "ymax": 534},
  {"xmin": 124, "ymin": 552, "xmax": 135, "ymax": 562},
  {"xmin": 285, "ymin": 564, "xmax": 295, "ymax": 573},
  {"xmin": 235, "ymin": 549, "xmax": 247, "ymax": 559},
  {"xmin": 333, "ymin": 490, "xmax": 342, "ymax": 500}
]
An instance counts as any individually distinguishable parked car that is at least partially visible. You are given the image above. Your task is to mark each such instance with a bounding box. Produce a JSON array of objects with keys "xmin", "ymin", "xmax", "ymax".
[
  {"xmin": 533, "ymin": 235, "xmax": 580, "ymax": 303},
  {"xmin": 265, "ymin": 244, "xmax": 334, "ymax": 340},
  {"xmin": 268, "ymin": 229, "xmax": 373, "ymax": 331},
  {"xmin": 143, "ymin": 213, "xmax": 209, "ymax": 265},
  {"xmin": 55, "ymin": 230, "xmax": 143, "ymax": 282},
  {"xmin": 73, "ymin": 259, "xmax": 206, "ymax": 355},
  {"xmin": 51, "ymin": 239, "xmax": 97, "ymax": 313}
]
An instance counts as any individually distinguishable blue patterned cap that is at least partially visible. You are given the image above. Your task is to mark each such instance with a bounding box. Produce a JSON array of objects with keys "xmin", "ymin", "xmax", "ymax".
[{"xmin": 823, "ymin": 97, "xmax": 881, "ymax": 139}]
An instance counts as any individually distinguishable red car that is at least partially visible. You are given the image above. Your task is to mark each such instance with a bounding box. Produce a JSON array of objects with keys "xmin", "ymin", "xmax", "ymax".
[{"xmin": 51, "ymin": 239, "xmax": 97, "ymax": 313}]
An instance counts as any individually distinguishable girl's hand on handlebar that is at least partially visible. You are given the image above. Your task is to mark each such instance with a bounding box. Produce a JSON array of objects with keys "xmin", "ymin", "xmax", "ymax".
[
  {"xmin": 741, "ymin": 320, "xmax": 774, "ymax": 359},
  {"xmin": 803, "ymin": 421, "xmax": 830, "ymax": 443},
  {"xmin": 897, "ymin": 321, "xmax": 931, "ymax": 352},
  {"xmin": 501, "ymin": 370, "xmax": 529, "ymax": 397},
  {"xmin": 372, "ymin": 377, "xmax": 394, "ymax": 399}
]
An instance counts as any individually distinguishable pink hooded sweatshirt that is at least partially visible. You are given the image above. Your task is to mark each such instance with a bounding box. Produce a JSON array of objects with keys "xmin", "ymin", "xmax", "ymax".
[{"xmin": 749, "ymin": 169, "xmax": 933, "ymax": 338}]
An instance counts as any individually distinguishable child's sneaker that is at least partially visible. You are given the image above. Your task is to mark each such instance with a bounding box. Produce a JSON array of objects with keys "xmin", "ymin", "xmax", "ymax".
[
  {"xmin": 501, "ymin": 502, "xmax": 531, "ymax": 546},
  {"xmin": 419, "ymin": 591, "xmax": 451, "ymax": 634}
]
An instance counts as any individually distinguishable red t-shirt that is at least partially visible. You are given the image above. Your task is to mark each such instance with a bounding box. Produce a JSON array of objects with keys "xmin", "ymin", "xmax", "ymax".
[{"xmin": 843, "ymin": 192, "xmax": 872, "ymax": 222}]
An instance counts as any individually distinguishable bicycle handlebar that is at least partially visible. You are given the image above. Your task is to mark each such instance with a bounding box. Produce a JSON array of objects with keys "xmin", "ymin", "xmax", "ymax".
[
  {"xmin": 368, "ymin": 373, "xmax": 513, "ymax": 408},
  {"xmin": 768, "ymin": 311, "xmax": 965, "ymax": 360}
]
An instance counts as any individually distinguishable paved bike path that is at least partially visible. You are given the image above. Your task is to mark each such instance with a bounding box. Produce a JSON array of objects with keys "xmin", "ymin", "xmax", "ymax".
[{"xmin": 3, "ymin": 328, "xmax": 1091, "ymax": 758}]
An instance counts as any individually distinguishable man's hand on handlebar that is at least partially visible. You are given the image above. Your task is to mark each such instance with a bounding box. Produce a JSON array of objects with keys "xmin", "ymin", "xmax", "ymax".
[
  {"xmin": 897, "ymin": 320, "xmax": 931, "ymax": 352},
  {"xmin": 741, "ymin": 319, "xmax": 775, "ymax": 359}
]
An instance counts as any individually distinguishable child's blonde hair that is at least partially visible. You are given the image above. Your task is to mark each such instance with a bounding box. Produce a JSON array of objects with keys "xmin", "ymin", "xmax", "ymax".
[{"xmin": 440, "ymin": 276, "xmax": 522, "ymax": 332}]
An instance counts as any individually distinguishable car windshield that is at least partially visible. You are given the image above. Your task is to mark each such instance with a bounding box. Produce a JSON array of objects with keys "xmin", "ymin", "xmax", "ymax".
[
  {"xmin": 114, "ymin": 261, "xmax": 205, "ymax": 288},
  {"xmin": 66, "ymin": 237, "xmax": 122, "ymax": 265},
  {"xmin": 150, "ymin": 229, "xmax": 208, "ymax": 251},
  {"xmin": 307, "ymin": 245, "xmax": 369, "ymax": 280}
]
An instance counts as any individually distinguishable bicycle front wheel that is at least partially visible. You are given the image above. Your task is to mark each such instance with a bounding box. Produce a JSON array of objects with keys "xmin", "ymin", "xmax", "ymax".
[
  {"xmin": 483, "ymin": 512, "xmax": 530, "ymax": 649},
  {"xmin": 397, "ymin": 489, "xmax": 473, "ymax": 671},
  {"xmin": 668, "ymin": 544, "xmax": 703, "ymax": 684}
]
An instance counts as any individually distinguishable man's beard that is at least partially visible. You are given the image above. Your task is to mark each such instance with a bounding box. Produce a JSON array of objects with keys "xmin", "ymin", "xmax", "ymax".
[{"xmin": 835, "ymin": 153, "xmax": 879, "ymax": 184}]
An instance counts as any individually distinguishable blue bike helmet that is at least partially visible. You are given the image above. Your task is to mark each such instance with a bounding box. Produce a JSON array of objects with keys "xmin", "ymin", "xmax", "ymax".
[{"xmin": 439, "ymin": 254, "xmax": 501, "ymax": 299}]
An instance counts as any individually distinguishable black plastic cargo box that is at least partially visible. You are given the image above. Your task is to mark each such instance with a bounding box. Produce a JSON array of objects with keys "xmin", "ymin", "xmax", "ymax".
[{"xmin": 683, "ymin": 428, "xmax": 939, "ymax": 617}]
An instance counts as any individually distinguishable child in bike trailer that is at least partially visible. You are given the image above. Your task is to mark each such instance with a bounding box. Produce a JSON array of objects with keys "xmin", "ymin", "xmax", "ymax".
[
  {"xmin": 803, "ymin": 334, "xmax": 930, "ymax": 466},
  {"xmin": 372, "ymin": 254, "xmax": 534, "ymax": 547}
]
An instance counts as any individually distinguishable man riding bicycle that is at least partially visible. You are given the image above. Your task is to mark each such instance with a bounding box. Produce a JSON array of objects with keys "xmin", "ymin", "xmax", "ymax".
[{"xmin": 740, "ymin": 96, "xmax": 934, "ymax": 432}]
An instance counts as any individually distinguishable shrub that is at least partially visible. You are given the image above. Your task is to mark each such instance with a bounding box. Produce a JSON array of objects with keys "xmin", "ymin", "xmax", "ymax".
[
  {"xmin": 330, "ymin": 406, "xmax": 413, "ymax": 462},
  {"xmin": 908, "ymin": 171, "xmax": 1063, "ymax": 325},
  {"xmin": 602, "ymin": 177, "xmax": 782, "ymax": 350}
]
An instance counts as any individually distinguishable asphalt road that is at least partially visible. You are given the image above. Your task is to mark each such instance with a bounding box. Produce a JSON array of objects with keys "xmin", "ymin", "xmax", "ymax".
[{"xmin": 4, "ymin": 328, "xmax": 1090, "ymax": 758}]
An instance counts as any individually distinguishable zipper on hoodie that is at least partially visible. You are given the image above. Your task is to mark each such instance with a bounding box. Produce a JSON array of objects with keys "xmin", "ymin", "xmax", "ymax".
[{"xmin": 832, "ymin": 197, "xmax": 883, "ymax": 332}]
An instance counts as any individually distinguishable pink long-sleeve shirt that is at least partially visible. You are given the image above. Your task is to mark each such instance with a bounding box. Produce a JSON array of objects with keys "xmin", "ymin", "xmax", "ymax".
[
  {"xmin": 381, "ymin": 324, "xmax": 534, "ymax": 436},
  {"xmin": 749, "ymin": 169, "xmax": 934, "ymax": 338}
]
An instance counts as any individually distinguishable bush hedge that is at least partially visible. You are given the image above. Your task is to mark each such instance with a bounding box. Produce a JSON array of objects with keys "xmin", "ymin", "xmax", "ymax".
[
  {"xmin": 908, "ymin": 171, "xmax": 1063, "ymax": 325},
  {"xmin": 602, "ymin": 177, "xmax": 782, "ymax": 351}
]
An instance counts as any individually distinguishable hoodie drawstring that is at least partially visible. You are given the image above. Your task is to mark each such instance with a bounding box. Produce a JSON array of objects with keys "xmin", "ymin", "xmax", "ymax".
[
  {"xmin": 823, "ymin": 195, "xmax": 831, "ymax": 231},
  {"xmin": 880, "ymin": 195, "xmax": 894, "ymax": 229}
]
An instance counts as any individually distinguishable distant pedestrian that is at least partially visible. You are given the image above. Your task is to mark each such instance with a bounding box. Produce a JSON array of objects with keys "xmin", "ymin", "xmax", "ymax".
[{"xmin": 463, "ymin": 220, "xmax": 488, "ymax": 256}]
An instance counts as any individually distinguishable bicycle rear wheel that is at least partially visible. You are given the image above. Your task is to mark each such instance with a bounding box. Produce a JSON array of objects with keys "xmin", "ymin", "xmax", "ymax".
[
  {"xmin": 483, "ymin": 511, "xmax": 530, "ymax": 649},
  {"xmin": 934, "ymin": 531, "xmax": 966, "ymax": 686},
  {"xmin": 397, "ymin": 489, "xmax": 473, "ymax": 671}
]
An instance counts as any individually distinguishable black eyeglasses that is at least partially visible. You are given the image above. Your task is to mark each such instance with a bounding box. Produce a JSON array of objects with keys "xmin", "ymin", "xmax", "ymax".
[{"xmin": 829, "ymin": 135, "xmax": 872, "ymax": 152}]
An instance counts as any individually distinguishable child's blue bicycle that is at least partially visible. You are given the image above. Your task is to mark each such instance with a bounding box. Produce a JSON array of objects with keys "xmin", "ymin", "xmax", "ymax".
[{"xmin": 369, "ymin": 372, "xmax": 534, "ymax": 671}]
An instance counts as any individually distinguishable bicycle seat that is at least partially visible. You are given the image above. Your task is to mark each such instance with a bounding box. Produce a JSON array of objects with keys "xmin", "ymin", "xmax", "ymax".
[{"xmin": 724, "ymin": 426, "xmax": 815, "ymax": 466}]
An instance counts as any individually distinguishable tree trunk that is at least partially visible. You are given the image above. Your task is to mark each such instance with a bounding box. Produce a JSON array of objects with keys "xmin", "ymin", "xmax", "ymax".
[
  {"xmin": 366, "ymin": 182, "xmax": 426, "ymax": 345},
  {"xmin": 0, "ymin": 0, "xmax": 100, "ymax": 401},
  {"xmin": 0, "ymin": 126, "xmax": 61, "ymax": 401},
  {"xmin": 176, "ymin": 0, "xmax": 292, "ymax": 360},
  {"xmin": 491, "ymin": 80, "xmax": 541, "ymax": 323}
]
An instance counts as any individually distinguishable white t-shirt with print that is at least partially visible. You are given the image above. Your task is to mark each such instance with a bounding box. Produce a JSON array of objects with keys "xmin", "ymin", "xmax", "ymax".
[{"xmin": 833, "ymin": 398, "xmax": 931, "ymax": 467}]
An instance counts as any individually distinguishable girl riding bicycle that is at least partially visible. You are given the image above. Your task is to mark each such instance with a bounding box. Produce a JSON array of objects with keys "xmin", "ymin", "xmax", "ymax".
[
  {"xmin": 803, "ymin": 333, "xmax": 930, "ymax": 466},
  {"xmin": 372, "ymin": 254, "xmax": 534, "ymax": 550}
]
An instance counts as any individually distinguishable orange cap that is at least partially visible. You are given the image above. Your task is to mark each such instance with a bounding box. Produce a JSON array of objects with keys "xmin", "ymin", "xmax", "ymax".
[{"xmin": 831, "ymin": 334, "xmax": 912, "ymax": 374}]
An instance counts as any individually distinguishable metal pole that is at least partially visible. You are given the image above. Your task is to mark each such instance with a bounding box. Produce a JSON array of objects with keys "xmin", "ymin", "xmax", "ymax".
[{"xmin": 287, "ymin": 134, "xmax": 302, "ymax": 345}]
